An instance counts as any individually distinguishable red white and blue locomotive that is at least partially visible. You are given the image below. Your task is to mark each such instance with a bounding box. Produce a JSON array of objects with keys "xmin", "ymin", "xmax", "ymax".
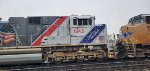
[{"xmin": 0, "ymin": 15, "xmax": 107, "ymax": 63}]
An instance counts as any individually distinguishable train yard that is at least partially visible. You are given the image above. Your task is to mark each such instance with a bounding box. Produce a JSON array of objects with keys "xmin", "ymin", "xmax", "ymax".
[{"xmin": 1, "ymin": 58, "xmax": 150, "ymax": 71}]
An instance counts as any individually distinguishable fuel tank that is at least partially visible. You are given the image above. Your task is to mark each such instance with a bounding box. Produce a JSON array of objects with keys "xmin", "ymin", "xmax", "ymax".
[{"xmin": 0, "ymin": 53, "xmax": 42, "ymax": 65}]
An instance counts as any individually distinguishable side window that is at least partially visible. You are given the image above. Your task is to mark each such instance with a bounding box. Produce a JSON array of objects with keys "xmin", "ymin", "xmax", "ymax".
[
  {"xmin": 73, "ymin": 19, "xmax": 77, "ymax": 25},
  {"xmin": 133, "ymin": 18, "xmax": 136, "ymax": 24},
  {"xmin": 89, "ymin": 19, "xmax": 92, "ymax": 25},
  {"xmin": 133, "ymin": 16, "xmax": 142, "ymax": 24},
  {"xmin": 146, "ymin": 16, "xmax": 150, "ymax": 24},
  {"xmin": 140, "ymin": 18, "xmax": 144, "ymax": 23},
  {"xmin": 131, "ymin": 18, "xmax": 136, "ymax": 25},
  {"xmin": 136, "ymin": 17, "xmax": 141, "ymax": 24}
]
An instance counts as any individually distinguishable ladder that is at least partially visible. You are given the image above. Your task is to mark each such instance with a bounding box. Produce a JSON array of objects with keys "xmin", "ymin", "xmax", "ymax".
[
  {"xmin": 12, "ymin": 25, "xmax": 22, "ymax": 47},
  {"xmin": 123, "ymin": 34, "xmax": 136, "ymax": 57}
]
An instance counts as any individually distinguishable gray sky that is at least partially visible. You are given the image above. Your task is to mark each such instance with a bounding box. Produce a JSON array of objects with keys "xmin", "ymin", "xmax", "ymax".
[{"xmin": 0, "ymin": 0, "xmax": 150, "ymax": 34}]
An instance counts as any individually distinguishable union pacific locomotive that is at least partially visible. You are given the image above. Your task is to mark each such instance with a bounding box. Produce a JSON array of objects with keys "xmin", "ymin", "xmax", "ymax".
[
  {"xmin": 116, "ymin": 14, "xmax": 150, "ymax": 59},
  {"xmin": 0, "ymin": 15, "xmax": 108, "ymax": 63}
]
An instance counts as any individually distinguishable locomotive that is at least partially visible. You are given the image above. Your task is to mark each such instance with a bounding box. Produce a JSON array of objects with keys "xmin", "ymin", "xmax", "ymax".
[
  {"xmin": 0, "ymin": 15, "xmax": 108, "ymax": 63},
  {"xmin": 116, "ymin": 14, "xmax": 150, "ymax": 59}
]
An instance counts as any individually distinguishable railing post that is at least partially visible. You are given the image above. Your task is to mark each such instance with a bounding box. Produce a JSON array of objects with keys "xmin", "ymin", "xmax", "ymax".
[
  {"xmin": 31, "ymin": 35, "xmax": 32, "ymax": 48},
  {"xmin": 1, "ymin": 36, "xmax": 2, "ymax": 49},
  {"xmin": 16, "ymin": 34, "xmax": 18, "ymax": 48}
]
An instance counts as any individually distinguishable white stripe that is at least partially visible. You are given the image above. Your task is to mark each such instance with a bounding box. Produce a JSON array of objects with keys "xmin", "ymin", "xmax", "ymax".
[
  {"xmin": 3, "ymin": 38, "xmax": 15, "ymax": 42},
  {"xmin": 4, "ymin": 35, "xmax": 15, "ymax": 38}
]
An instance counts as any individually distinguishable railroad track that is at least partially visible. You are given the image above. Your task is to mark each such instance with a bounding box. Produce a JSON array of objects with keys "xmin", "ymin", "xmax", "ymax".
[{"xmin": 1, "ymin": 58, "xmax": 150, "ymax": 71}]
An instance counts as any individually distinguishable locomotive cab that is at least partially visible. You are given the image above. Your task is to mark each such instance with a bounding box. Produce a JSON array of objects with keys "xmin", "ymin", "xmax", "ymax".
[
  {"xmin": 125, "ymin": 14, "xmax": 150, "ymax": 45},
  {"xmin": 70, "ymin": 15, "xmax": 95, "ymax": 26},
  {"xmin": 69, "ymin": 15, "xmax": 95, "ymax": 44},
  {"xmin": 128, "ymin": 14, "xmax": 150, "ymax": 25}
]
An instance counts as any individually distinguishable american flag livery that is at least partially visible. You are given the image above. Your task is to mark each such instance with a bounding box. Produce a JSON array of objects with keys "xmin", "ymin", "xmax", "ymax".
[
  {"xmin": 99, "ymin": 36, "xmax": 104, "ymax": 43},
  {"xmin": 0, "ymin": 32, "xmax": 16, "ymax": 44},
  {"xmin": 0, "ymin": 24, "xmax": 16, "ymax": 45}
]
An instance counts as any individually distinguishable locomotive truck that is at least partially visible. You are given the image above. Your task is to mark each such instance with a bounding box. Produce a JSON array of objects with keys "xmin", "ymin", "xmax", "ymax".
[
  {"xmin": 116, "ymin": 14, "xmax": 150, "ymax": 59},
  {"xmin": 0, "ymin": 15, "xmax": 108, "ymax": 63}
]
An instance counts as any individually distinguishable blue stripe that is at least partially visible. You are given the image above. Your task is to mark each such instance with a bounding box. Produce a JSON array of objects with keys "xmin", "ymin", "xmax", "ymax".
[
  {"xmin": 122, "ymin": 32, "xmax": 133, "ymax": 38},
  {"xmin": 80, "ymin": 24, "xmax": 105, "ymax": 44}
]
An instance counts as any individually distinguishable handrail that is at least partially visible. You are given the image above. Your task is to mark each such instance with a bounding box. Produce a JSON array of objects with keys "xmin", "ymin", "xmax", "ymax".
[
  {"xmin": 12, "ymin": 25, "xmax": 22, "ymax": 47},
  {"xmin": 128, "ymin": 36, "xmax": 136, "ymax": 56},
  {"xmin": 123, "ymin": 28, "xmax": 136, "ymax": 56}
]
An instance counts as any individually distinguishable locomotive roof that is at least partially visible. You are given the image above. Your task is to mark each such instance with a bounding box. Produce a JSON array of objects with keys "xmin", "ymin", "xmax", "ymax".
[{"xmin": 140, "ymin": 14, "xmax": 150, "ymax": 16}]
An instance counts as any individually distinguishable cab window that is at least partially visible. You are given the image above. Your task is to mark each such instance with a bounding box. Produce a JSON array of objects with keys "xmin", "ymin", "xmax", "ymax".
[
  {"xmin": 73, "ymin": 19, "xmax": 77, "ymax": 25},
  {"xmin": 146, "ymin": 16, "xmax": 150, "ymax": 24},
  {"xmin": 89, "ymin": 19, "xmax": 92, "ymax": 25},
  {"xmin": 83, "ymin": 19, "xmax": 88, "ymax": 25},
  {"xmin": 78, "ymin": 19, "xmax": 82, "ymax": 25},
  {"xmin": 73, "ymin": 19, "xmax": 92, "ymax": 26},
  {"xmin": 130, "ymin": 16, "xmax": 143, "ymax": 25}
]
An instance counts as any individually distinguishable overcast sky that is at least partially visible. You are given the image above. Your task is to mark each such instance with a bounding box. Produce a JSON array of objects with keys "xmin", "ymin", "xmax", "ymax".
[{"xmin": 0, "ymin": 0, "xmax": 150, "ymax": 34}]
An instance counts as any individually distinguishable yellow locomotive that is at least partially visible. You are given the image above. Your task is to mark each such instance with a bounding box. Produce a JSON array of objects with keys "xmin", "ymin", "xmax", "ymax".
[{"xmin": 116, "ymin": 14, "xmax": 150, "ymax": 58}]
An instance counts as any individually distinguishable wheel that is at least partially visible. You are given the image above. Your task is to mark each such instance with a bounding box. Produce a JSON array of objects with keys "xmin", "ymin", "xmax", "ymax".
[
  {"xmin": 95, "ymin": 58, "xmax": 103, "ymax": 62},
  {"xmin": 76, "ymin": 56, "xmax": 84, "ymax": 62},
  {"xmin": 77, "ymin": 59, "xmax": 84, "ymax": 62},
  {"xmin": 54, "ymin": 61, "xmax": 62, "ymax": 64}
]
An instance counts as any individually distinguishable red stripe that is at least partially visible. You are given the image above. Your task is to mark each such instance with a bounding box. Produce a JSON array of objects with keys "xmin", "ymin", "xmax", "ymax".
[
  {"xmin": 31, "ymin": 16, "xmax": 67, "ymax": 46},
  {"xmin": 3, "ymin": 40, "xmax": 15, "ymax": 44},
  {"xmin": 0, "ymin": 33, "xmax": 15, "ymax": 36}
]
